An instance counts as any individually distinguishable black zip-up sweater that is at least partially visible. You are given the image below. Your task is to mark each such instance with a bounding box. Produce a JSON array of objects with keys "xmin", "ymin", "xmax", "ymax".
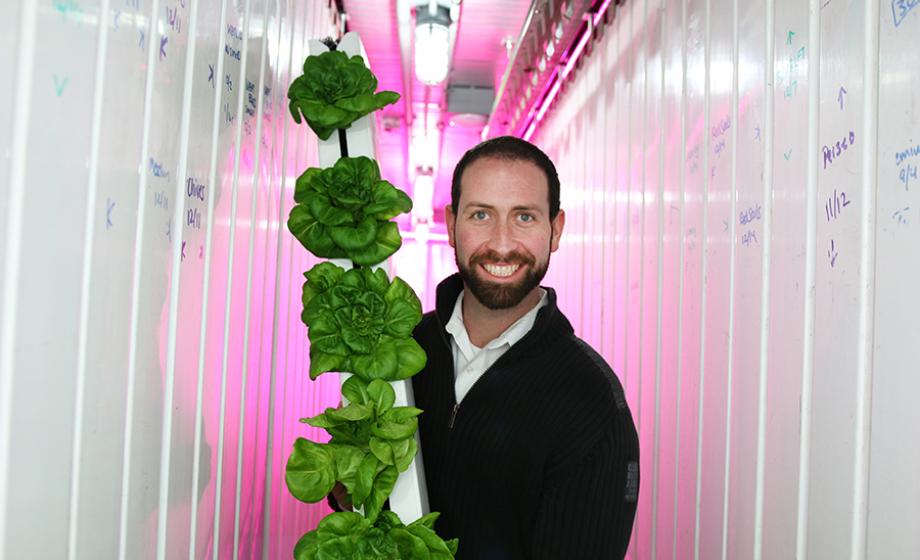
[{"xmin": 411, "ymin": 274, "xmax": 639, "ymax": 559}]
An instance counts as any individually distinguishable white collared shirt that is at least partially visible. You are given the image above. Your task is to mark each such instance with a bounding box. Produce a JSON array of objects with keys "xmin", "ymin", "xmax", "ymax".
[{"xmin": 444, "ymin": 289, "xmax": 548, "ymax": 404}]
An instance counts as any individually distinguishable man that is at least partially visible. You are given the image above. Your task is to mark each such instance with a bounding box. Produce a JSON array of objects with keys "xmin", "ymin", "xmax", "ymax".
[{"xmin": 410, "ymin": 136, "xmax": 639, "ymax": 558}]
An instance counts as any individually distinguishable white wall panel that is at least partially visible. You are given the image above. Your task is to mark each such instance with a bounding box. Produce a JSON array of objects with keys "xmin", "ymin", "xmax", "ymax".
[
  {"xmin": 639, "ymin": 3, "xmax": 663, "ymax": 559},
  {"xmin": 678, "ymin": 0, "xmax": 705, "ymax": 556},
  {"xmin": 0, "ymin": 1, "xmax": 338, "ymax": 558},
  {"xmin": 4, "ymin": 0, "xmax": 100, "ymax": 557},
  {"xmin": 867, "ymin": 2, "xmax": 920, "ymax": 556},
  {"xmin": 697, "ymin": 0, "xmax": 733, "ymax": 555},
  {"xmin": 725, "ymin": 0, "xmax": 768, "ymax": 559},
  {"xmin": 537, "ymin": 0, "xmax": 916, "ymax": 558},
  {"xmin": 654, "ymin": 0, "xmax": 684, "ymax": 556},
  {"xmin": 0, "ymin": 0, "xmax": 22, "ymax": 318},
  {"xmin": 72, "ymin": 1, "xmax": 148, "ymax": 558},
  {"xmin": 763, "ymin": 0, "xmax": 809, "ymax": 557},
  {"xmin": 809, "ymin": 1, "xmax": 872, "ymax": 557}
]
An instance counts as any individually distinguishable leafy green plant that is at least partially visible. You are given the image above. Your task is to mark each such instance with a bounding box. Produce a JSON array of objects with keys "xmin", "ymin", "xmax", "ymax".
[
  {"xmin": 287, "ymin": 377, "xmax": 421, "ymax": 522},
  {"xmin": 292, "ymin": 511, "xmax": 459, "ymax": 560},
  {"xmin": 285, "ymin": 43, "xmax": 456, "ymax": 559},
  {"xmin": 288, "ymin": 156, "xmax": 412, "ymax": 266},
  {"xmin": 288, "ymin": 50, "xmax": 400, "ymax": 140},
  {"xmin": 300, "ymin": 262, "xmax": 427, "ymax": 380}
]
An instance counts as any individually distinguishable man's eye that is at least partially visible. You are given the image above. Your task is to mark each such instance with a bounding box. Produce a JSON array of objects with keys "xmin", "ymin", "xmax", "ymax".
[
  {"xmin": 518, "ymin": 213, "xmax": 534, "ymax": 223},
  {"xmin": 471, "ymin": 210, "xmax": 487, "ymax": 220}
]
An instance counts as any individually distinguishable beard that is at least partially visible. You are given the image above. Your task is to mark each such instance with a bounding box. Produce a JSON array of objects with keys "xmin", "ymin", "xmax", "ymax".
[{"xmin": 456, "ymin": 248, "xmax": 550, "ymax": 310}]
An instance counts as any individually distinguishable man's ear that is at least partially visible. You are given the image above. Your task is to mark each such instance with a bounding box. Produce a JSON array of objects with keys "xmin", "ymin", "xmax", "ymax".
[
  {"xmin": 445, "ymin": 204, "xmax": 457, "ymax": 248},
  {"xmin": 550, "ymin": 209, "xmax": 565, "ymax": 253}
]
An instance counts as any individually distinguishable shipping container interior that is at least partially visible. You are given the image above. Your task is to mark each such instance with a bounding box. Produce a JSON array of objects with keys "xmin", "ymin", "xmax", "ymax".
[{"xmin": 1, "ymin": 0, "xmax": 918, "ymax": 558}]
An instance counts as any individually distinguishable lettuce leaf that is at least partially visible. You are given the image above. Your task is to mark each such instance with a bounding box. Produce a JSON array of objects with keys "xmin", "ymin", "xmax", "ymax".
[
  {"xmin": 301, "ymin": 263, "xmax": 426, "ymax": 381},
  {"xmin": 288, "ymin": 157, "xmax": 412, "ymax": 266},
  {"xmin": 288, "ymin": 50, "xmax": 400, "ymax": 140}
]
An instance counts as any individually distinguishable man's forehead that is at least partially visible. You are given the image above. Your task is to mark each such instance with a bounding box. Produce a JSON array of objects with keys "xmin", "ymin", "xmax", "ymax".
[{"xmin": 460, "ymin": 157, "xmax": 549, "ymax": 195}]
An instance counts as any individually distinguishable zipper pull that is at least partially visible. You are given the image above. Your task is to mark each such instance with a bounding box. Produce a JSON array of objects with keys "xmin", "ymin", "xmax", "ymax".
[{"xmin": 448, "ymin": 403, "xmax": 460, "ymax": 429}]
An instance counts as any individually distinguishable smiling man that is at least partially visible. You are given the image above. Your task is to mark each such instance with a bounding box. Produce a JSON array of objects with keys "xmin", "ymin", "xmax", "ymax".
[{"xmin": 410, "ymin": 136, "xmax": 640, "ymax": 559}]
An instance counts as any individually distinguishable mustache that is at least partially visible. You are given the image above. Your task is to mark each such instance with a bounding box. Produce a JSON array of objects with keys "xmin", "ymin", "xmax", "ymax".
[{"xmin": 469, "ymin": 250, "xmax": 535, "ymax": 267}]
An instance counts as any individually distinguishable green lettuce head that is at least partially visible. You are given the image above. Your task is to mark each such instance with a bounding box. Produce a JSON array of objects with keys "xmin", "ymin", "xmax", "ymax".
[
  {"xmin": 301, "ymin": 262, "xmax": 426, "ymax": 381},
  {"xmin": 288, "ymin": 50, "xmax": 400, "ymax": 140},
  {"xmin": 290, "ymin": 510, "xmax": 459, "ymax": 559},
  {"xmin": 289, "ymin": 156, "xmax": 412, "ymax": 266}
]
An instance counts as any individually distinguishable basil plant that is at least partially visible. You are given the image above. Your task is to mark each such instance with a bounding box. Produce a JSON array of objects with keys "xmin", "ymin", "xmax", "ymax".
[
  {"xmin": 301, "ymin": 262, "xmax": 426, "ymax": 381},
  {"xmin": 289, "ymin": 156, "xmax": 412, "ymax": 267},
  {"xmin": 288, "ymin": 50, "xmax": 400, "ymax": 140}
]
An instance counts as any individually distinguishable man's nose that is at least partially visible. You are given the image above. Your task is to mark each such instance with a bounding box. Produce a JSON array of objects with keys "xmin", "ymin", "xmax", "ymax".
[{"xmin": 487, "ymin": 220, "xmax": 516, "ymax": 253}]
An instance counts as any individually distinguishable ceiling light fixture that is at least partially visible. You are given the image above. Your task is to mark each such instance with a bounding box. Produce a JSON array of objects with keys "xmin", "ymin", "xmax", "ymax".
[
  {"xmin": 524, "ymin": 0, "xmax": 613, "ymax": 141},
  {"xmin": 414, "ymin": 5, "xmax": 452, "ymax": 85}
]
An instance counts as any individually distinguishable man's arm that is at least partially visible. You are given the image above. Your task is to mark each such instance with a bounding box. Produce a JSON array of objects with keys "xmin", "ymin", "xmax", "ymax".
[{"xmin": 530, "ymin": 417, "xmax": 640, "ymax": 559}]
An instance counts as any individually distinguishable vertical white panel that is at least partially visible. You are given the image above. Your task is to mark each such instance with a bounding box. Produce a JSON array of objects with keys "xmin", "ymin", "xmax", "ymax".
[
  {"xmin": 185, "ymin": 0, "xmax": 231, "ymax": 554},
  {"xmin": 762, "ymin": 0, "xmax": 810, "ymax": 556},
  {"xmin": 0, "ymin": 4, "xmax": 24, "ymax": 552},
  {"xmin": 0, "ymin": 0, "xmax": 22, "ymax": 371},
  {"xmin": 260, "ymin": 0, "xmax": 297, "ymax": 554},
  {"xmin": 564, "ymin": 53, "xmax": 583, "ymax": 332},
  {"xmin": 726, "ymin": 0, "xmax": 771, "ymax": 556},
  {"xmin": 0, "ymin": 0, "xmax": 21, "ymax": 286},
  {"xmin": 808, "ymin": 1, "xmax": 871, "ymax": 557},
  {"xmin": 4, "ymin": 0, "xmax": 100, "ymax": 557},
  {"xmin": 654, "ymin": 0, "xmax": 685, "ymax": 556},
  {"xmin": 231, "ymin": 0, "xmax": 275, "ymax": 556},
  {"xmin": 275, "ymin": 10, "xmax": 308, "ymax": 552},
  {"xmin": 867, "ymin": 2, "xmax": 920, "ymax": 557},
  {"xmin": 625, "ymin": 0, "xmax": 645, "ymax": 433},
  {"xmin": 116, "ymin": 0, "xmax": 180, "ymax": 555},
  {"xmin": 624, "ymin": 1, "xmax": 650, "ymax": 557},
  {"xmin": 679, "ymin": 0, "xmax": 706, "ymax": 556},
  {"xmin": 72, "ymin": 1, "xmax": 146, "ymax": 557},
  {"xmin": 583, "ymin": 23, "xmax": 606, "ymax": 358},
  {"xmin": 215, "ymin": 0, "xmax": 265, "ymax": 556},
  {"xmin": 265, "ymin": 1, "xmax": 305, "ymax": 555},
  {"xmin": 146, "ymin": 0, "xmax": 221, "ymax": 557},
  {"xmin": 244, "ymin": 0, "xmax": 288, "ymax": 555},
  {"xmin": 599, "ymin": 9, "xmax": 618, "ymax": 368},
  {"xmin": 697, "ymin": 0, "xmax": 735, "ymax": 555},
  {"xmin": 612, "ymin": 2, "xmax": 630, "ymax": 389},
  {"xmin": 152, "ymin": 1, "xmax": 204, "ymax": 557},
  {"xmin": 640, "ymin": 1, "xmax": 664, "ymax": 557}
]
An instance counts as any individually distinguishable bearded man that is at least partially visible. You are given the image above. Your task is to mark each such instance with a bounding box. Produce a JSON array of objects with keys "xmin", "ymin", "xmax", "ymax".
[{"xmin": 410, "ymin": 136, "xmax": 639, "ymax": 559}]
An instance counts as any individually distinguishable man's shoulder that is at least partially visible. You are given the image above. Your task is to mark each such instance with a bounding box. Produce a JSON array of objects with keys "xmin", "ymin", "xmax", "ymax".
[{"xmin": 544, "ymin": 333, "xmax": 630, "ymax": 415}]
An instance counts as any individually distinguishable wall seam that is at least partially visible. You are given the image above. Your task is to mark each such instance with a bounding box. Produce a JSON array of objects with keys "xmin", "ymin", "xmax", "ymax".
[
  {"xmin": 850, "ymin": 0, "xmax": 880, "ymax": 557},
  {"xmin": 753, "ymin": 0, "xmax": 775, "ymax": 556},
  {"xmin": 795, "ymin": 0, "xmax": 820, "ymax": 556}
]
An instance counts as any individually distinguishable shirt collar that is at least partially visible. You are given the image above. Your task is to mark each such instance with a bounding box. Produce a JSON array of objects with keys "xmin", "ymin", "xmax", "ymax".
[{"xmin": 445, "ymin": 288, "xmax": 549, "ymax": 354}]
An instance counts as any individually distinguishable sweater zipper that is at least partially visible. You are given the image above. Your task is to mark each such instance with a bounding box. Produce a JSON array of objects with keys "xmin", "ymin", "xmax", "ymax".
[{"xmin": 448, "ymin": 403, "xmax": 460, "ymax": 429}]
